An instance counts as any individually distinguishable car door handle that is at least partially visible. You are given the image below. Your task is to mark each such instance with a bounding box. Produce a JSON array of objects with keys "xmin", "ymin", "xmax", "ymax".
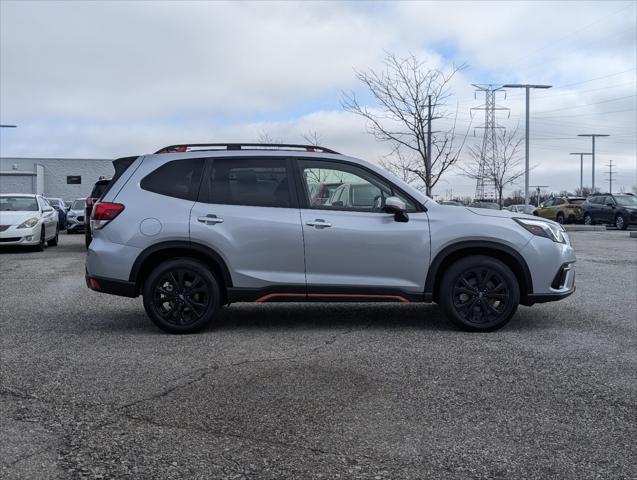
[
  {"xmin": 306, "ymin": 219, "xmax": 332, "ymax": 229},
  {"xmin": 198, "ymin": 214, "xmax": 224, "ymax": 225}
]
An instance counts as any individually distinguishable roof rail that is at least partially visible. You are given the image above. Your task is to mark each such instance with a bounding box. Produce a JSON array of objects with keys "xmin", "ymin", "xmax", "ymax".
[{"xmin": 154, "ymin": 143, "xmax": 340, "ymax": 155}]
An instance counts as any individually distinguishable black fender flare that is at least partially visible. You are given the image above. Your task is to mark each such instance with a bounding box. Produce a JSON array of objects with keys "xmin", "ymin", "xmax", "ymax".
[
  {"xmin": 424, "ymin": 240, "xmax": 534, "ymax": 301},
  {"xmin": 129, "ymin": 240, "xmax": 233, "ymax": 288}
]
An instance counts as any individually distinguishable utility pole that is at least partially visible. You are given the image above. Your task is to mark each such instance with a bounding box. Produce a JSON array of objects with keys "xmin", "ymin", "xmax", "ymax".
[
  {"xmin": 426, "ymin": 94, "xmax": 432, "ymax": 197},
  {"xmin": 577, "ymin": 133, "xmax": 609, "ymax": 193},
  {"xmin": 570, "ymin": 152, "xmax": 592, "ymax": 194},
  {"xmin": 502, "ymin": 84, "xmax": 552, "ymax": 207},
  {"xmin": 606, "ymin": 160, "xmax": 616, "ymax": 194},
  {"xmin": 530, "ymin": 185, "xmax": 549, "ymax": 207}
]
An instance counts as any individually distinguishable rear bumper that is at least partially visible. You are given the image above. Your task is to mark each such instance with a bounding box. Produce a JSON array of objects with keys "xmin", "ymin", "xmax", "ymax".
[{"xmin": 86, "ymin": 272, "xmax": 138, "ymax": 298}]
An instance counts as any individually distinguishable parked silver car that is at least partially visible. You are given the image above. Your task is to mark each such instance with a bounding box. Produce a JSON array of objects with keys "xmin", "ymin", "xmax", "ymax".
[
  {"xmin": 66, "ymin": 198, "xmax": 86, "ymax": 233},
  {"xmin": 86, "ymin": 143, "xmax": 576, "ymax": 333},
  {"xmin": 0, "ymin": 194, "xmax": 59, "ymax": 250}
]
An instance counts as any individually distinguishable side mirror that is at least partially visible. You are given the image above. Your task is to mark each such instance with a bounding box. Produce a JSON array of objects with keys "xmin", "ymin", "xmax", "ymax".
[
  {"xmin": 43, "ymin": 207, "xmax": 53, "ymax": 213},
  {"xmin": 606, "ymin": 201, "xmax": 614, "ymax": 207},
  {"xmin": 383, "ymin": 196, "xmax": 409, "ymax": 223}
]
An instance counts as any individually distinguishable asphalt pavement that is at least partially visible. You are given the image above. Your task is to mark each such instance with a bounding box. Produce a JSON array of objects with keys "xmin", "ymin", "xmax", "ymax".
[{"xmin": 1, "ymin": 231, "xmax": 636, "ymax": 479}]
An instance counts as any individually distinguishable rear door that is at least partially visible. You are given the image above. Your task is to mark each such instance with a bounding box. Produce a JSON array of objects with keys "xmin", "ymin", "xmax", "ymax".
[
  {"xmin": 294, "ymin": 158, "xmax": 430, "ymax": 296},
  {"xmin": 190, "ymin": 157, "xmax": 305, "ymax": 291}
]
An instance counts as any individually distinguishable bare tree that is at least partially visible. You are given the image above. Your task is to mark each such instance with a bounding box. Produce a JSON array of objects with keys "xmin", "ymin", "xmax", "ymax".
[
  {"xmin": 341, "ymin": 52, "xmax": 469, "ymax": 196},
  {"xmin": 379, "ymin": 149, "xmax": 421, "ymax": 186},
  {"xmin": 302, "ymin": 131, "xmax": 322, "ymax": 146},
  {"xmin": 257, "ymin": 130, "xmax": 284, "ymax": 145},
  {"xmin": 462, "ymin": 126, "xmax": 525, "ymax": 208}
]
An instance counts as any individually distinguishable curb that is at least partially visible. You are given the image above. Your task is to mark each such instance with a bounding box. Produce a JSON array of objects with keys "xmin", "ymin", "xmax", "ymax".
[{"xmin": 563, "ymin": 225, "xmax": 606, "ymax": 232}]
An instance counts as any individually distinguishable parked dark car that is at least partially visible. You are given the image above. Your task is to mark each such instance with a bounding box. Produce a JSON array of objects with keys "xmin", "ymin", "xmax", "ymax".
[
  {"xmin": 85, "ymin": 156, "xmax": 138, "ymax": 248},
  {"xmin": 85, "ymin": 178, "xmax": 111, "ymax": 248},
  {"xmin": 46, "ymin": 197, "xmax": 68, "ymax": 230},
  {"xmin": 581, "ymin": 193, "xmax": 637, "ymax": 230}
]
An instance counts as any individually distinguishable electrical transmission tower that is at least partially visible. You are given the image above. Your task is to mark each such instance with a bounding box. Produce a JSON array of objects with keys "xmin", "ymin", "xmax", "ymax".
[
  {"xmin": 470, "ymin": 84, "xmax": 509, "ymax": 201},
  {"xmin": 606, "ymin": 160, "xmax": 616, "ymax": 193}
]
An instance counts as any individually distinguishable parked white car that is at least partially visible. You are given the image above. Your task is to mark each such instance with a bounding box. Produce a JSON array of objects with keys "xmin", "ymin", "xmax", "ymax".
[{"xmin": 0, "ymin": 194, "xmax": 59, "ymax": 250}]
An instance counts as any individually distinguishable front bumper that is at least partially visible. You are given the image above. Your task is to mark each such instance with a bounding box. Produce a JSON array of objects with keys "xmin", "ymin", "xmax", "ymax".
[
  {"xmin": 0, "ymin": 224, "xmax": 41, "ymax": 246},
  {"xmin": 66, "ymin": 216, "xmax": 85, "ymax": 232},
  {"xmin": 520, "ymin": 235, "xmax": 576, "ymax": 305}
]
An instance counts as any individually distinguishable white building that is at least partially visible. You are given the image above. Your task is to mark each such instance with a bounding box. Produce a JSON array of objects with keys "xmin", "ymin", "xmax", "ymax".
[{"xmin": 0, "ymin": 157, "xmax": 114, "ymax": 201}]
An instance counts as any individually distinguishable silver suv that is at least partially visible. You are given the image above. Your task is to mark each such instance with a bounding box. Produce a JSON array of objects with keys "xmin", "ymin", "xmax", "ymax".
[{"xmin": 86, "ymin": 143, "xmax": 576, "ymax": 333}]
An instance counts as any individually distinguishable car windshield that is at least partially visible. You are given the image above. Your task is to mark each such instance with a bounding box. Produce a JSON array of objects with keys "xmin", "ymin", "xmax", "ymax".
[
  {"xmin": 615, "ymin": 195, "xmax": 637, "ymax": 207},
  {"xmin": 0, "ymin": 196, "xmax": 38, "ymax": 211},
  {"xmin": 72, "ymin": 199, "xmax": 86, "ymax": 210}
]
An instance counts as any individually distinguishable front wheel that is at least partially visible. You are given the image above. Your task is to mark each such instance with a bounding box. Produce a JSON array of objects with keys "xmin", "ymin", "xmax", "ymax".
[
  {"xmin": 142, "ymin": 258, "xmax": 221, "ymax": 334},
  {"xmin": 439, "ymin": 255, "xmax": 520, "ymax": 332},
  {"xmin": 615, "ymin": 214, "xmax": 627, "ymax": 230},
  {"xmin": 48, "ymin": 226, "xmax": 59, "ymax": 246},
  {"xmin": 556, "ymin": 213, "xmax": 565, "ymax": 224}
]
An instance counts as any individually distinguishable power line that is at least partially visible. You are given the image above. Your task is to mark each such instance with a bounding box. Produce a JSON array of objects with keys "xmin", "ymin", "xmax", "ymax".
[{"xmin": 532, "ymin": 94, "xmax": 637, "ymax": 114}]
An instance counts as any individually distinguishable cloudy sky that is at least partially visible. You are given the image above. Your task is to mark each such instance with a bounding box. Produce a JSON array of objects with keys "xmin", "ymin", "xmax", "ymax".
[{"xmin": 1, "ymin": 0, "xmax": 635, "ymax": 198}]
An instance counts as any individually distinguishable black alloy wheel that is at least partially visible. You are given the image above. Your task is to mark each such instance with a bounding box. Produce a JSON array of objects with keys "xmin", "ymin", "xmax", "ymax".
[
  {"xmin": 556, "ymin": 213, "xmax": 565, "ymax": 224},
  {"xmin": 440, "ymin": 255, "xmax": 519, "ymax": 332},
  {"xmin": 143, "ymin": 258, "xmax": 220, "ymax": 333},
  {"xmin": 584, "ymin": 213, "xmax": 592, "ymax": 225}
]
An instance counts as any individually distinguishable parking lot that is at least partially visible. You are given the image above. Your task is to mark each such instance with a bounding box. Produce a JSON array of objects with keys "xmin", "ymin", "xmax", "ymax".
[{"xmin": 1, "ymin": 231, "xmax": 635, "ymax": 479}]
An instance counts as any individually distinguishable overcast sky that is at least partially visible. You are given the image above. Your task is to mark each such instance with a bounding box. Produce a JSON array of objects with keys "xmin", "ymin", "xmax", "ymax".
[{"xmin": 1, "ymin": 0, "xmax": 635, "ymax": 198}]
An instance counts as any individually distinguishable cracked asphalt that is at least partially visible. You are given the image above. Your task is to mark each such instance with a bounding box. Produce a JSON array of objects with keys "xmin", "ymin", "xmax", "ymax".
[{"xmin": 1, "ymin": 231, "xmax": 636, "ymax": 479}]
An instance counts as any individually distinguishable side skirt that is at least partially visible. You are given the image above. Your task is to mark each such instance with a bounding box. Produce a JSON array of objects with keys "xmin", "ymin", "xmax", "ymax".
[{"xmin": 227, "ymin": 286, "xmax": 428, "ymax": 304}]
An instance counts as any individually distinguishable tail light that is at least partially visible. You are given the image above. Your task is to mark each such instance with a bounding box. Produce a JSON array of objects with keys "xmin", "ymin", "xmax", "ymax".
[{"xmin": 90, "ymin": 202, "xmax": 125, "ymax": 230}]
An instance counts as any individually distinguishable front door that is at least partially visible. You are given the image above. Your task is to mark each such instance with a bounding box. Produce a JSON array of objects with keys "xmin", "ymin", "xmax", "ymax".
[
  {"xmin": 190, "ymin": 157, "xmax": 306, "ymax": 291},
  {"xmin": 295, "ymin": 159, "xmax": 430, "ymax": 297}
]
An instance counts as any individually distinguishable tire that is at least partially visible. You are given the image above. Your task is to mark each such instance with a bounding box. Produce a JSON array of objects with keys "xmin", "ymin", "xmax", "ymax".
[
  {"xmin": 439, "ymin": 255, "xmax": 520, "ymax": 332},
  {"xmin": 142, "ymin": 258, "xmax": 221, "ymax": 334},
  {"xmin": 34, "ymin": 227, "xmax": 46, "ymax": 252},
  {"xmin": 556, "ymin": 213, "xmax": 565, "ymax": 224},
  {"xmin": 47, "ymin": 226, "xmax": 59, "ymax": 246},
  {"xmin": 584, "ymin": 213, "xmax": 592, "ymax": 225},
  {"xmin": 615, "ymin": 214, "xmax": 627, "ymax": 230}
]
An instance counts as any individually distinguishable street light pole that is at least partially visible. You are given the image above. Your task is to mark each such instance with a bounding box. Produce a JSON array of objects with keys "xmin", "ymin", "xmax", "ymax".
[
  {"xmin": 577, "ymin": 134, "xmax": 609, "ymax": 193},
  {"xmin": 570, "ymin": 152, "xmax": 592, "ymax": 193},
  {"xmin": 502, "ymin": 84, "xmax": 552, "ymax": 208}
]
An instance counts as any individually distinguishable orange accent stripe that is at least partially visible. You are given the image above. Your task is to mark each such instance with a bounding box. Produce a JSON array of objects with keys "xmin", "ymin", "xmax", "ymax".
[{"xmin": 255, "ymin": 293, "xmax": 410, "ymax": 303}]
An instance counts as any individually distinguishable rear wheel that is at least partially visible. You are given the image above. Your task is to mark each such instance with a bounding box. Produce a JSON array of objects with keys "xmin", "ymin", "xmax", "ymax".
[
  {"xmin": 143, "ymin": 258, "xmax": 221, "ymax": 334},
  {"xmin": 615, "ymin": 214, "xmax": 627, "ymax": 230},
  {"xmin": 584, "ymin": 213, "xmax": 592, "ymax": 225},
  {"xmin": 439, "ymin": 255, "xmax": 520, "ymax": 332}
]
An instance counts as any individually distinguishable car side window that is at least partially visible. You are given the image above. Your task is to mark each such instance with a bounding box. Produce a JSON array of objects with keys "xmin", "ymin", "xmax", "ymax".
[
  {"xmin": 554, "ymin": 198, "xmax": 565, "ymax": 206},
  {"xmin": 200, "ymin": 158, "xmax": 291, "ymax": 208},
  {"xmin": 141, "ymin": 158, "xmax": 204, "ymax": 201},
  {"xmin": 543, "ymin": 199, "xmax": 554, "ymax": 207},
  {"xmin": 298, "ymin": 160, "xmax": 416, "ymax": 212}
]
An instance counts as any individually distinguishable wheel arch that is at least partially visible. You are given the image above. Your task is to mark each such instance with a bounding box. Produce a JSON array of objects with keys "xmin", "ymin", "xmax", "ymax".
[
  {"xmin": 425, "ymin": 241, "xmax": 534, "ymax": 305},
  {"xmin": 129, "ymin": 241, "xmax": 233, "ymax": 301}
]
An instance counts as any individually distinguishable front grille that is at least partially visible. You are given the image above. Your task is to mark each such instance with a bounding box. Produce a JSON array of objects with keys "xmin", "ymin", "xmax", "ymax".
[
  {"xmin": 0, "ymin": 237, "xmax": 21, "ymax": 243},
  {"xmin": 0, "ymin": 225, "xmax": 9, "ymax": 232}
]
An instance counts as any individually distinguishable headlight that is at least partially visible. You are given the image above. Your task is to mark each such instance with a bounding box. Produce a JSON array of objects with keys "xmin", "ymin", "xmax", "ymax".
[
  {"xmin": 17, "ymin": 217, "xmax": 39, "ymax": 229},
  {"xmin": 513, "ymin": 218, "xmax": 567, "ymax": 244}
]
